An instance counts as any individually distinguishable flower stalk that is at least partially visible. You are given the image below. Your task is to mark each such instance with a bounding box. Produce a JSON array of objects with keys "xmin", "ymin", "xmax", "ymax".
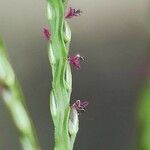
[
  {"xmin": 0, "ymin": 38, "xmax": 41, "ymax": 150},
  {"xmin": 47, "ymin": 0, "xmax": 80, "ymax": 149}
]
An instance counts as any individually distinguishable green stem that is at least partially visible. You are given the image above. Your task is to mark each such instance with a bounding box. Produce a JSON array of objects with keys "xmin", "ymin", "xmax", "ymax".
[
  {"xmin": 137, "ymin": 80, "xmax": 150, "ymax": 150},
  {"xmin": 47, "ymin": 0, "xmax": 78, "ymax": 150},
  {"xmin": 0, "ymin": 38, "xmax": 41, "ymax": 150}
]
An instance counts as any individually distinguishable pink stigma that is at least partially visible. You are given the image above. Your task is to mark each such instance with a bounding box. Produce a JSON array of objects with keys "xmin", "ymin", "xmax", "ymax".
[
  {"xmin": 65, "ymin": 7, "xmax": 82, "ymax": 19},
  {"xmin": 43, "ymin": 27, "xmax": 51, "ymax": 40},
  {"xmin": 68, "ymin": 54, "xmax": 84, "ymax": 70},
  {"xmin": 72, "ymin": 100, "xmax": 89, "ymax": 114}
]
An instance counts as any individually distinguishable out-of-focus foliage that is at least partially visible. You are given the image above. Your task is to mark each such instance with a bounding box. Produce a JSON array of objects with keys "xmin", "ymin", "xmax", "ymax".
[
  {"xmin": 0, "ymin": 37, "xmax": 41, "ymax": 150},
  {"xmin": 137, "ymin": 81, "xmax": 150, "ymax": 150}
]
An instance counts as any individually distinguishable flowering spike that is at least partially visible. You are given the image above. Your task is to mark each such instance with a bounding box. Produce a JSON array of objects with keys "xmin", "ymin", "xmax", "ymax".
[
  {"xmin": 43, "ymin": 27, "xmax": 51, "ymax": 40},
  {"xmin": 68, "ymin": 54, "xmax": 84, "ymax": 70},
  {"xmin": 65, "ymin": 7, "xmax": 82, "ymax": 19},
  {"xmin": 72, "ymin": 100, "xmax": 89, "ymax": 114}
]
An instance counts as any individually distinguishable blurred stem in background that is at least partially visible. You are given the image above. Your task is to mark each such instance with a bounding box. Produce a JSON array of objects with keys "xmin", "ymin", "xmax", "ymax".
[
  {"xmin": 47, "ymin": 0, "xmax": 79, "ymax": 149},
  {"xmin": 0, "ymin": 37, "xmax": 41, "ymax": 150},
  {"xmin": 137, "ymin": 10, "xmax": 150, "ymax": 148},
  {"xmin": 137, "ymin": 80, "xmax": 150, "ymax": 150}
]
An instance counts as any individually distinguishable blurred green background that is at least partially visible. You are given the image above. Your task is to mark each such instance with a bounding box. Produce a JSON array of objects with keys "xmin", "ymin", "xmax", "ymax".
[{"xmin": 0, "ymin": 0, "xmax": 149, "ymax": 149}]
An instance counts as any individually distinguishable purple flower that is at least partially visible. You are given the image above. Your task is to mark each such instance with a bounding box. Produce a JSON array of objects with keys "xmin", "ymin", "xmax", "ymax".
[
  {"xmin": 43, "ymin": 27, "xmax": 51, "ymax": 40},
  {"xmin": 72, "ymin": 100, "xmax": 89, "ymax": 114},
  {"xmin": 65, "ymin": 7, "xmax": 82, "ymax": 19},
  {"xmin": 68, "ymin": 54, "xmax": 84, "ymax": 70}
]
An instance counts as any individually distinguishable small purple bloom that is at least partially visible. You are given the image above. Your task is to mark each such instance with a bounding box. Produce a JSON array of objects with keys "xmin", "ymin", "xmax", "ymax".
[
  {"xmin": 43, "ymin": 27, "xmax": 51, "ymax": 40},
  {"xmin": 68, "ymin": 54, "xmax": 84, "ymax": 70},
  {"xmin": 65, "ymin": 7, "xmax": 82, "ymax": 19},
  {"xmin": 72, "ymin": 100, "xmax": 89, "ymax": 114}
]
